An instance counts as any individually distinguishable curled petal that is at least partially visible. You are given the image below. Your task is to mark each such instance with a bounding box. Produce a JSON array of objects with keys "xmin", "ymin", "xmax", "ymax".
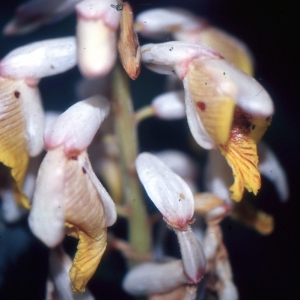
[
  {"xmin": 0, "ymin": 37, "xmax": 77, "ymax": 79},
  {"xmin": 3, "ymin": 0, "xmax": 81, "ymax": 36},
  {"xmin": 44, "ymin": 96, "xmax": 110, "ymax": 154},
  {"xmin": 136, "ymin": 152, "xmax": 194, "ymax": 230},
  {"xmin": 0, "ymin": 78, "xmax": 30, "ymax": 208},
  {"xmin": 175, "ymin": 225, "xmax": 206, "ymax": 284},
  {"xmin": 152, "ymin": 90, "xmax": 186, "ymax": 120},
  {"xmin": 141, "ymin": 42, "xmax": 221, "ymax": 79},
  {"xmin": 76, "ymin": 0, "xmax": 120, "ymax": 78},
  {"xmin": 258, "ymin": 141, "xmax": 289, "ymax": 201},
  {"xmin": 135, "ymin": 8, "xmax": 203, "ymax": 36},
  {"xmin": 118, "ymin": 2, "xmax": 141, "ymax": 80},
  {"xmin": 122, "ymin": 260, "xmax": 188, "ymax": 296}
]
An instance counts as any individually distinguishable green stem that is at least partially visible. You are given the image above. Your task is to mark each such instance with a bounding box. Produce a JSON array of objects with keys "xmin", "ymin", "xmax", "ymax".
[{"xmin": 111, "ymin": 65, "xmax": 151, "ymax": 261}]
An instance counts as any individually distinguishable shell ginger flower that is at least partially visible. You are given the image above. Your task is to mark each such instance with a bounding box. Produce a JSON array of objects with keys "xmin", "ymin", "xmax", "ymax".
[
  {"xmin": 141, "ymin": 42, "xmax": 274, "ymax": 202},
  {"xmin": 29, "ymin": 96, "xmax": 117, "ymax": 293}
]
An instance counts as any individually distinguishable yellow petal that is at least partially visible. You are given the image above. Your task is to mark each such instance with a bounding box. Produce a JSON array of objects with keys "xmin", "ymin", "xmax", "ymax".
[
  {"xmin": 199, "ymin": 27, "xmax": 254, "ymax": 76},
  {"xmin": 66, "ymin": 223, "xmax": 107, "ymax": 293},
  {"xmin": 118, "ymin": 2, "xmax": 141, "ymax": 80},
  {"xmin": 63, "ymin": 151, "xmax": 108, "ymax": 292},
  {"xmin": 0, "ymin": 78, "xmax": 29, "ymax": 209},
  {"xmin": 187, "ymin": 60, "xmax": 236, "ymax": 145},
  {"xmin": 219, "ymin": 107, "xmax": 262, "ymax": 202}
]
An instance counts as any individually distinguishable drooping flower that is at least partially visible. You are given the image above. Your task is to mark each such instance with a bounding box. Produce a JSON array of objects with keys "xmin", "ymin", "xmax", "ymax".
[
  {"xmin": 141, "ymin": 42, "xmax": 274, "ymax": 202},
  {"xmin": 136, "ymin": 152, "xmax": 206, "ymax": 284},
  {"xmin": 0, "ymin": 37, "xmax": 76, "ymax": 208},
  {"xmin": 29, "ymin": 96, "xmax": 117, "ymax": 293},
  {"xmin": 135, "ymin": 7, "xmax": 253, "ymax": 75}
]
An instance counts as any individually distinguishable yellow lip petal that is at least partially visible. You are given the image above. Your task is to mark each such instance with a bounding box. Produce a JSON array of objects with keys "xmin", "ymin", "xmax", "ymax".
[
  {"xmin": 0, "ymin": 78, "xmax": 30, "ymax": 209},
  {"xmin": 66, "ymin": 223, "xmax": 107, "ymax": 293},
  {"xmin": 187, "ymin": 60, "xmax": 236, "ymax": 145},
  {"xmin": 219, "ymin": 107, "xmax": 265, "ymax": 202}
]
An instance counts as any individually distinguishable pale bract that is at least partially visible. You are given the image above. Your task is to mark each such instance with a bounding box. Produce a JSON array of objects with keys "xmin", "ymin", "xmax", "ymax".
[
  {"xmin": 136, "ymin": 152, "xmax": 194, "ymax": 230},
  {"xmin": 0, "ymin": 37, "xmax": 77, "ymax": 80}
]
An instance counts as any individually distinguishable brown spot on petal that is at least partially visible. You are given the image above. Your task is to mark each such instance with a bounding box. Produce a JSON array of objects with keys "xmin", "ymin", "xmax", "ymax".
[
  {"xmin": 197, "ymin": 101, "xmax": 206, "ymax": 111},
  {"xmin": 70, "ymin": 156, "xmax": 78, "ymax": 160},
  {"xmin": 179, "ymin": 193, "xmax": 185, "ymax": 199},
  {"xmin": 82, "ymin": 167, "xmax": 86, "ymax": 174},
  {"xmin": 14, "ymin": 91, "xmax": 20, "ymax": 98}
]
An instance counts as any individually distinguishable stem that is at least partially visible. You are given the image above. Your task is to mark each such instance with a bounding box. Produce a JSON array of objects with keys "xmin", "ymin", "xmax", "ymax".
[
  {"xmin": 135, "ymin": 106, "xmax": 155, "ymax": 124},
  {"xmin": 111, "ymin": 65, "xmax": 151, "ymax": 261}
]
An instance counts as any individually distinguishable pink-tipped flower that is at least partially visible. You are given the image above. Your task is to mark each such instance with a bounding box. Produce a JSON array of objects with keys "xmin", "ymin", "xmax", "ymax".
[
  {"xmin": 29, "ymin": 96, "xmax": 117, "ymax": 293},
  {"xmin": 76, "ymin": 0, "xmax": 121, "ymax": 78},
  {"xmin": 3, "ymin": 0, "xmax": 81, "ymax": 36},
  {"xmin": 136, "ymin": 152, "xmax": 194, "ymax": 230}
]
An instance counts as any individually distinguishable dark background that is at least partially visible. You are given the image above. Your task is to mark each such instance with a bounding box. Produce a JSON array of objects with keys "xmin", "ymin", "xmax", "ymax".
[{"xmin": 0, "ymin": 0, "xmax": 299, "ymax": 299}]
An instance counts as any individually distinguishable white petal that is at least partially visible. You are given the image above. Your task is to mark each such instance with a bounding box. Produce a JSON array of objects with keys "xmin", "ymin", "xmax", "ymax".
[
  {"xmin": 122, "ymin": 260, "xmax": 188, "ymax": 296},
  {"xmin": 3, "ymin": 0, "xmax": 80, "ymax": 35},
  {"xmin": 17, "ymin": 80, "xmax": 45, "ymax": 156},
  {"xmin": 0, "ymin": 37, "xmax": 77, "ymax": 79},
  {"xmin": 199, "ymin": 59, "xmax": 274, "ymax": 116},
  {"xmin": 44, "ymin": 96, "xmax": 110, "ymax": 154},
  {"xmin": 141, "ymin": 42, "xmax": 221, "ymax": 79},
  {"xmin": 79, "ymin": 154, "xmax": 117, "ymax": 227},
  {"xmin": 152, "ymin": 90, "xmax": 186, "ymax": 120},
  {"xmin": 29, "ymin": 150, "xmax": 66, "ymax": 247},
  {"xmin": 136, "ymin": 152, "xmax": 194, "ymax": 230},
  {"xmin": 135, "ymin": 8, "xmax": 202, "ymax": 36},
  {"xmin": 183, "ymin": 79, "xmax": 216, "ymax": 149},
  {"xmin": 175, "ymin": 225, "xmax": 206, "ymax": 284},
  {"xmin": 1, "ymin": 190, "xmax": 26, "ymax": 223},
  {"xmin": 258, "ymin": 141, "xmax": 289, "ymax": 201}
]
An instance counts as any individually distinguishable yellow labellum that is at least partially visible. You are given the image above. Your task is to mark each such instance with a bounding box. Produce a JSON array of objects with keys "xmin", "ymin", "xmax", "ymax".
[
  {"xmin": 188, "ymin": 60, "xmax": 236, "ymax": 145},
  {"xmin": 199, "ymin": 27, "xmax": 253, "ymax": 76},
  {"xmin": 0, "ymin": 78, "xmax": 30, "ymax": 209},
  {"xmin": 66, "ymin": 223, "xmax": 107, "ymax": 293},
  {"xmin": 219, "ymin": 108, "xmax": 271, "ymax": 202},
  {"xmin": 118, "ymin": 2, "xmax": 141, "ymax": 80},
  {"xmin": 194, "ymin": 192, "xmax": 224, "ymax": 215}
]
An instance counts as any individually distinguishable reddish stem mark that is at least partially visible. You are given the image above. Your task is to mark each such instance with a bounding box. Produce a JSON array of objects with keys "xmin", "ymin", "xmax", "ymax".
[{"xmin": 70, "ymin": 156, "xmax": 78, "ymax": 160}]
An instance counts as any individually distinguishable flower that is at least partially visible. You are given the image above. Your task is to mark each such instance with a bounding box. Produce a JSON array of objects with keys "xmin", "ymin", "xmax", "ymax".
[
  {"xmin": 29, "ymin": 96, "xmax": 117, "ymax": 293},
  {"xmin": 141, "ymin": 41, "xmax": 274, "ymax": 201}
]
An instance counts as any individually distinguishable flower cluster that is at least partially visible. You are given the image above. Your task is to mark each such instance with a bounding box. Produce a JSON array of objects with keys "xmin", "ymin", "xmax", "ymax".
[{"xmin": 0, "ymin": 1, "xmax": 289, "ymax": 299}]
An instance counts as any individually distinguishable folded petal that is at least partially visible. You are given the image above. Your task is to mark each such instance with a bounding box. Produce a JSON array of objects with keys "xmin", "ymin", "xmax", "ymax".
[
  {"xmin": 44, "ymin": 96, "xmax": 110, "ymax": 155},
  {"xmin": 0, "ymin": 78, "xmax": 30, "ymax": 208},
  {"xmin": 136, "ymin": 152, "xmax": 194, "ymax": 230},
  {"xmin": 0, "ymin": 37, "xmax": 77, "ymax": 79}
]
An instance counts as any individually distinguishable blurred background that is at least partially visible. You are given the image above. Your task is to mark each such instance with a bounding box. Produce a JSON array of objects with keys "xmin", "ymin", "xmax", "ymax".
[{"xmin": 0, "ymin": 0, "xmax": 299, "ymax": 299}]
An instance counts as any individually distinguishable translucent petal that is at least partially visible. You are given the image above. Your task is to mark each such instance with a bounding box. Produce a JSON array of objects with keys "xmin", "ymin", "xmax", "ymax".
[
  {"xmin": 0, "ymin": 37, "xmax": 77, "ymax": 79},
  {"xmin": 0, "ymin": 78, "xmax": 30, "ymax": 208},
  {"xmin": 136, "ymin": 152, "xmax": 194, "ymax": 230}
]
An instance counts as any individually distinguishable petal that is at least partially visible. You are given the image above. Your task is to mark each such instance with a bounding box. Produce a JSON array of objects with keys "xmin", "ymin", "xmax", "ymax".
[
  {"xmin": 152, "ymin": 90, "xmax": 186, "ymax": 120},
  {"xmin": 184, "ymin": 82, "xmax": 215, "ymax": 149},
  {"xmin": 136, "ymin": 152, "xmax": 194, "ymax": 230},
  {"xmin": 0, "ymin": 78, "xmax": 30, "ymax": 208},
  {"xmin": 28, "ymin": 149, "xmax": 66, "ymax": 247},
  {"xmin": 44, "ymin": 96, "xmax": 110, "ymax": 154},
  {"xmin": 0, "ymin": 37, "xmax": 77, "ymax": 79},
  {"xmin": 141, "ymin": 42, "xmax": 221, "ymax": 79},
  {"xmin": 258, "ymin": 141, "xmax": 289, "ymax": 201},
  {"xmin": 185, "ymin": 59, "xmax": 236, "ymax": 145},
  {"xmin": 135, "ymin": 7, "xmax": 202, "ymax": 36},
  {"xmin": 66, "ymin": 224, "xmax": 107, "ymax": 294},
  {"xmin": 122, "ymin": 260, "xmax": 188, "ymax": 296},
  {"xmin": 76, "ymin": 0, "xmax": 120, "ymax": 78},
  {"xmin": 174, "ymin": 225, "xmax": 206, "ymax": 284},
  {"xmin": 3, "ymin": 0, "xmax": 80, "ymax": 35}
]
